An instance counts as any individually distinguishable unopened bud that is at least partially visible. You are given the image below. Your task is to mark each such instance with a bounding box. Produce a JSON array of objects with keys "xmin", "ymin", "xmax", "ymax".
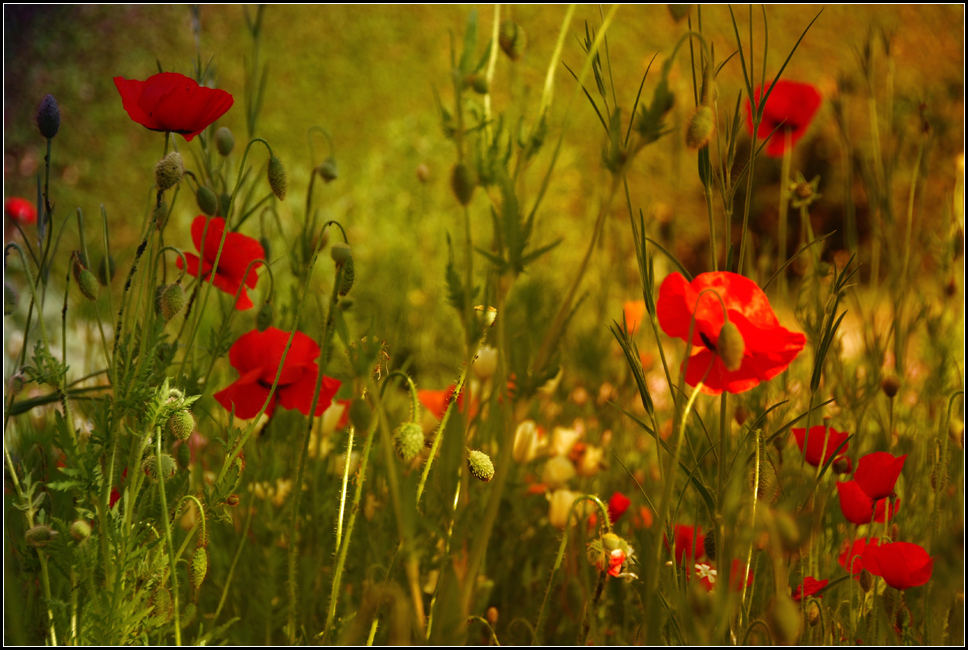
[
  {"xmin": 196, "ymin": 186, "xmax": 219, "ymax": 216},
  {"xmin": 498, "ymin": 20, "xmax": 526, "ymax": 61},
  {"xmin": 97, "ymin": 255, "xmax": 116, "ymax": 286},
  {"xmin": 465, "ymin": 74, "xmax": 489, "ymax": 95},
  {"xmin": 155, "ymin": 283, "xmax": 187, "ymax": 321},
  {"xmin": 807, "ymin": 601, "xmax": 821, "ymax": 627},
  {"xmin": 330, "ymin": 242, "xmax": 352, "ymax": 264},
  {"xmin": 70, "ymin": 519, "xmax": 92, "ymax": 542},
  {"xmin": 704, "ymin": 527, "xmax": 717, "ymax": 560},
  {"xmin": 339, "ymin": 256, "xmax": 355, "ymax": 296},
  {"xmin": 468, "ymin": 449, "xmax": 495, "ymax": 483},
  {"xmin": 317, "ymin": 157, "xmax": 338, "ymax": 183},
  {"xmin": 214, "ymin": 127, "xmax": 235, "ymax": 156},
  {"xmin": 72, "ymin": 252, "xmax": 100, "ymax": 301},
  {"xmin": 734, "ymin": 404, "xmax": 748, "ymax": 426},
  {"xmin": 168, "ymin": 409, "xmax": 195, "ymax": 442},
  {"xmin": 142, "ymin": 453, "xmax": 177, "ymax": 483},
  {"xmin": 256, "ymin": 301, "xmax": 273, "ymax": 332},
  {"xmin": 859, "ymin": 569, "xmax": 874, "ymax": 593},
  {"xmin": 685, "ymin": 105, "xmax": 716, "ymax": 149},
  {"xmin": 267, "ymin": 156, "xmax": 288, "ymax": 201},
  {"xmin": 668, "ymin": 5, "xmax": 692, "ymax": 22},
  {"xmin": 416, "ymin": 163, "xmax": 431, "ymax": 184},
  {"xmin": 832, "ymin": 457, "xmax": 852, "ymax": 474},
  {"xmin": 259, "ymin": 236, "xmax": 272, "ymax": 262},
  {"xmin": 36, "ymin": 94, "xmax": 60, "ymax": 139},
  {"xmin": 9, "ymin": 372, "xmax": 25, "ymax": 398},
  {"xmin": 190, "ymin": 546, "xmax": 209, "ymax": 590},
  {"xmin": 151, "ymin": 587, "xmax": 173, "ymax": 623},
  {"xmin": 486, "ymin": 606, "xmax": 499, "ymax": 625},
  {"xmin": 155, "ymin": 152, "xmax": 184, "ymax": 191},
  {"xmin": 393, "ymin": 422, "xmax": 424, "ymax": 463},
  {"xmin": 175, "ymin": 440, "xmax": 191, "ymax": 469},
  {"xmin": 4, "ymin": 282, "xmax": 17, "ymax": 315},
  {"xmin": 881, "ymin": 376, "xmax": 900, "ymax": 399},
  {"xmin": 181, "ymin": 603, "xmax": 197, "ymax": 629},
  {"xmin": 225, "ymin": 493, "xmax": 240, "ymax": 507},
  {"xmin": 717, "ymin": 321, "xmax": 745, "ymax": 372},
  {"xmin": 891, "ymin": 523, "xmax": 899, "ymax": 542},
  {"xmin": 26, "ymin": 524, "xmax": 57, "ymax": 547},
  {"xmin": 451, "ymin": 163, "xmax": 476, "ymax": 206},
  {"xmin": 218, "ymin": 192, "xmax": 231, "ymax": 217}
]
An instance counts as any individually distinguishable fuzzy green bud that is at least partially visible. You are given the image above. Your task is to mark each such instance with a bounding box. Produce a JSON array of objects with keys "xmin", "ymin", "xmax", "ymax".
[
  {"xmin": 4, "ymin": 282, "xmax": 17, "ymax": 316},
  {"xmin": 214, "ymin": 127, "xmax": 235, "ymax": 156},
  {"xmin": 349, "ymin": 398, "xmax": 371, "ymax": 433},
  {"xmin": 97, "ymin": 255, "xmax": 116, "ymax": 286},
  {"xmin": 256, "ymin": 301, "xmax": 273, "ymax": 332},
  {"xmin": 451, "ymin": 163, "xmax": 476, "ymax": 206},
  {"xmin": 717, "ymin": 321, "xmax": 745, "ymax": 372},
  {"xmin": 196, "ymin": 186, "xmax": 219, "ymax": 216},
  {"xmin": 339, "ymin": 256, "xmax": 355, "ymax": 297},
  {"xmin": 498, "ymin": 20, "xmax": 526, "ymax": 61},
  {"xmin": 190, "ymin": 546, "xmax": 209, "ymax": 590},
  {"xmin": 685, "ymin": 105, "xmax": 716, "ymax": 149},
  {"xmin": 180, "ymin": 603, "xmax": 197, "ymax": 629},
  {"xmin": 72, "ymin": 252, "xmax": 100, "ymax": 301},
  {"xmin": 168, "ymin": 409, "xmax": 195, "ymax": 442},
  {"xmin": 317, "ymin": 157, "xmax": 338, "ymax": 183},
  {"xmin": 259, "ymin": 236, "xmax": 271, "ymax": 262},
  {"xmin": 467, "ymin": 449, "xmax": 495, "ymax": 483},
  {"xmin": 70, "ymin": 519, "xmax": 92, "ymax": 542},
  {"xmin": 155, "ymin": 283, "xmax": 187, "ymax": 321},
  {"xmin": 393, "ymin": 422, "xmax": 424, "ymax": 463},
  {"xmin": 26, "ymin": 524, "xmax": 57, "ymax": 547},
  {"xmin": 176, "ymin": 439, "xmax": 191, "ymax": 469},
  {"xmin": 465, "ymin": 74, "xmax": 489, "ymax": 95},
  {"xmin": 150, "ymin": 587, "xmax": 173, "ymax": 623},
  {"xmin": 218, "ymin": 192, "xmax": 231, "ymax": 217},
  {"xmin": 154, "ymin": 152, "xmax": 184, "ymax": 191},
  {"xmin": 142, "ymin": 453, "xmax": 177, "ymax": 483},
  {"xmin": 9, "ymin": 372, "xmax": 25, "ymax": 398},
  {"xmin": 36, "ymin": 94, "xmax": 60, "ymax": 139},
  {"xmin": 859, "ymin": 569, "xmax": 874, "ymax": 593},
  {"xmin": 330, "ymin": 242, "xmax": 352, "ymax": 264},
  {"xmin": 267, "ymin": 156, "xmax": 288, "ymax": 201}
]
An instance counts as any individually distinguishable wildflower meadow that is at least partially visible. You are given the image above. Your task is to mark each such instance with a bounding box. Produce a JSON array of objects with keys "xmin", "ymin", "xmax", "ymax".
[{"xmin": 3, "ymin": 5, "xmax": 964, "ymax": 645}]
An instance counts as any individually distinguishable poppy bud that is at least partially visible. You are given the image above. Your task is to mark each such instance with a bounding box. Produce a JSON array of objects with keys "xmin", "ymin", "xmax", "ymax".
[
  {"xmin": 734, "ymin": 404, "xmax": 748, "ymax": 426},
  {"xmin": 317, "ymin": 157, "xmax": 338, "ymax": 183},
  {"xmin": 150, "ymin": 587, "xmax": 173, "ymax": 623},
  {"xmin": 349, "ymin": 398, "xmax": 371, "ymax": 432},
  {"xmin": 451, "ymin": 163, "xmax": 476, "ymax": 206},
  {"xmin": 832, "ymin": 457, "xmax": 852, "ymax": 474},
  {"xmin": 859, "ymin": 569, "xmax": 874, "ymax": 593},
  {"xmin": 704, "ymin": 527, "xmax": 717, "ymax": 560},
  {"xmin": 685, "ymin": 105, "xmax": 716, "ymax": 149},
  {"xmin": 807, "ymin": 601, "xmax": 821, "ymax": 626},
  {"xmin": 97, "ymin": 255, "xmax": 116, "ymax": 286},
  {"xmin": 331, "ymin": 242, "xmax": 351, "ymax": 264},
  {"xmin": 486, "ymin": 606, "xmax": 498, "ymax": 625},
  {"xmin": 891, "ymin": 523, "xmax": 899, "ymax": 543},
  {"xmin": 259, "ymin": 236, "xmax": 272, "ymax": 262},
  {"xmin": 142, "ymin": 453, "xmax": 177, "ymax": 483},
  {"xmin": 267, "ymin": 156, "xmax": 288, "ymax": 201},
  {"xmin": 26, "ymin": 524, "xmax": 57, "ymax": 547},
  {"xmin": 468, "ymin": 449, "xmax": 495, "ymax": 483},
  {"xmin": 9, "ymin": 372, "xmax": 25, "ymax": 398},
  {"xmin": 69, "ymin": 519, "xmax": 92, "ymax": 542},
  {"xmin": 168, "ymin": 409, "xmax": 195, "ymax": 442},
  {"xmin": 498, "ymin": 20, "xmax": 526, "ymax": 61},
  {"xmin": 155, "ymin": 152, "xmax": 184, "ymax": 191},
  {"xmin": 416, "ymin": 163, "xmax": 431, "ymax": 184},
  {"xmin": 190, "ymin": 546, "xmax": 208, "ymax": 590},
  {"xmin": 153, "ymin": 201, "xmax": 168, "ymax": 229},
  {"xmin": 175, "ymin": 440, "xmax": 191, "ymax": 469},
  {"xmin": 464, "ymin": 74, "xmax": 489, "ymax": 95},
  {"xmin": 881, "ymin": 375, "xmax": 900, "ymax": 398},
  {"xmin": 181, "ymin": 603, "xmax": 197, "ymax": 629},
  {"xmin": 36, "ymin": 94, "xmax": 60, "ymax": 139},
  {"xmin": 393, "ymin": 422, "xmax": 424, "ymax": 463},
  {"xmin": 668, "ymin": 5, "xmax": 692, "ymax": 22},
  {"xmin": 218, "ymin": 192, "xmax": 231, "ymax": 217},
  {"xmin": 214, "ymin": 127, "xmax": 235, "ymax": 156},
  {"xmin": 225, "ymin": 493, "xmax": 240, "ymax": 507},
  {"xmin": 339, "ymin": 256, "xmax": 355, "ymax": 296},
  {"xmin": 72, "ymin": 252, "xmax": 100, "ymax": 301},
  {"xmin": 196, "ymin": 186, "xmax": 219, "ymax": 216},
  {"xmin": 155, "ymin": 283, "xmax": 186, "ymax": 321},
  {"xmin": 256, "ymin": 301, "xmax": 273, "ymax": 332},
  {"xmin": 4, "ymin": 282, "xmax": 17, "ymax": 315},
  {"xmin": 717, "ymin": 321, "xmax": 745, "ymax": 372}
]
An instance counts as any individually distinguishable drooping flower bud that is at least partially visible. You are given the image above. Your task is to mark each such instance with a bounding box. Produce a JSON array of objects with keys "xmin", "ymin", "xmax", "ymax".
[
  {"xmin": 155, "ymin": 283, "xmax": 187, "ymax": 321},
  {"xmin": 717, "ymin": 321, "xmax": 745, "ymax": 372},
  {"xmin": 393, "ymin": 422, "xmax": 424, "ymax": 463},
  {"xmin": 685, "ymin": 105, "xmax": 716, "ymax": 149},
  {"xmin": 150, "ymin": 587, "xmax": 173, "ymax": 623},
  {"xmin": 468, "ymin": 449, "xmax": 495, "ymax": 483},
  {"xmin": 154, "ymin": 152, "xmax": 184, "ymax": 191},
  {"xmin": 339, "ymin": 256, "xmax": 355, "ymax": 296},
  {"xmin": 190, "ymin": 546, "xmax": 209, "ymax": 590},
  {"xmin": 267, "ymin": 156, "xmax": 288, "ymax": 200},
  {"xmin": 97, "ymin": 255, "xmax": 116, "ymax": 286},
  {"xmin": 214, "ymin": 127, "xmax": 235, "ymax": 156},
  {"xmin": 317, "ymin": 157, "xmax": 338, "ymax": 183},
  {"xmin": 168, "ymin": 409, "xmax": 195, "ymax": 441},
  {"xmin": 180, "ymin": 603, "xmax": 197, "ymax": 629},
  {"xmin": 175, "ymin": 439, "xmax": 191, "ymax": 469},
  {"xmin": 498, "ymin": 20, "xmax": 526, "ymax": 61},
  {"xmin": 450, "ymin": 163, "xmax": 476, "ymax": 206},
  {"xmin": 256, "ymin": 301, "xmax": 273, "ymax": 331},
  {"xmin": 858, "ymin": 569, "xmax": 874, "ymax": 593},
  {"xmin": 72, "ymin": 252, "xmax": 100, "ymax": 301},
  {"xmin": 70, "ymin": 519, "xmax": 92, "ymax": 542},
  {"xmin": 196, "ymin": 186, "xmax": 219, "ymax": 216},
  {"xmin": 142, "ymin": 453, "xmax": 177, "ymax": 483},
  {"xmin": 330, "ymin": 242, "xmax": 352, "ymax": 264},
  {"xmin": 464, "ymin": 74, "xmax": 489, "ymax": 95},
  {"xmin": 668, "ymin": 5, "xmax": 692, "ymax": 22},
  {"xmin": 36, "ymin": 94, "xmax": 60, "ymax": 139},
  {"xmin": 9, "ymin": 372, "xmax": 25, "ymax": 398},
  {"xmin": 881, "ymin": 375, "xmax": 900, "ymax": 399},
  {"xmin": 26, "ymin": 524, "xmax": 58, "ymax": 547},
  {"xmin": 4, "ymin": 282, "xmax": 17, "ymax": 315},
  {"xmin": 704, "ymin": 527, "xmax": 717, "ymax": 560},
  {"xmin": 225, "ymin": 493, "xmax": 240, "ymax": 507},
  {"xmin": 218, "ymin": 192, "xmax": 231, "ymax": 217},
  {"xmin": 807, "ymin": 601, "xmax": 821, "ymax": 627}
]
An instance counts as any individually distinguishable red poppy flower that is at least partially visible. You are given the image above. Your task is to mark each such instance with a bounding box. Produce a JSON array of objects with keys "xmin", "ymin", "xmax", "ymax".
[
  {"xmin": 114, "ymin": 72, "xmax": 233, "ymax": 142},
  {"xmin": 728, "ymin": 559, "xmax": 754, "ymax": 592},
  {"xmin": 5, "ymin": 197, "xmax": 37, "ymax": 225},
  {"xmin": 176, "ymin": 216, "xmax": 263, "ymax": 310},
  {"xmin": 793, "ymin": 425, "xmax": 849, "ymax": 467},
  {"xmin": 854, "ymin": 452, "xmax": 907, "ymax": 501},
  {"xmin": 665, "ymin": 524, "xmax": 704, "ymax": 565},
  {"xmin": 861, "ymin": 542, "xmax": 933, "ymax": 590},
  {"xmin": 745, "ymin": 80, "xmax": 822, "ymax": 157},
  {"xmin": 607, "ymin": 492, "xmax": 631, "ymax": 524},
  {"xmin": 214, "ymin": 327, "xmax": 340, "ymax": 420},
  {"xmin": 418, "ymin": 384, "xmax": 478, "ymax": 421},
  {"xmin": 656, "ymin": 272, "xmax": 806, "ymax": 394},
  {"xmin": 792, "ymin": 576, "xmax": 828, "ymax": 602},
  {"xmin": 606, "ymin": 548, "xmax": 626, "ymax": 577},
  {"xmin": 836, "ymin": 480, "xmax": 876, "ymax": 525},
  {"xmin": 839, "ymin": 537, "xmax": 880, "ymax": 577}
]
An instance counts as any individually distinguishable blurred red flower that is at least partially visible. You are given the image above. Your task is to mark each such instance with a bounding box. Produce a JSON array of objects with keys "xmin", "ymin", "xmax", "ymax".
[
  {"xmin": 176, "ymin": 216, "xmax": 263, "ymax": 310},
  {"xmin": 836, "ymin": 480, "xmax": 876, "ymax": 525},
  {"xmin": 607, "ymin": 491, "xmax": 631, "ymax": 524},
  {"xmin": 5, "ymin": 197, "xmax": 37, "ymax": 225},
  {"xmin": 839, "ymin": 537, "xmax": 880, "ymax": 577},
  {"xmin": 792, "ymin": 576, "xmax": 828, "ymax": 601},
  {"xmin": 793, "ymin": 425, "xmax": 850, "ymax": 467},
  {"xmin": 656, "ymin": 272, "xmax": 805, "ymax": 394},
  {"xmin": 606, "ymin": 548, "xmax": 626, "ymax": 577},
  {"xmin": 214, "ymin": 327, "xmax": 340, "ymax": 420},
  {"xmin": 622, "ymin": 300, "xmax": 647, "ymax": 334},
  {"xmin": 114, "ymin": 72, "xmax": 233, "ymax": 142},
  {"xmin": 665, "ymin": 524, "xmax": 704, "ymax": 565},
  {"xmin": 745, "ymin": 80, "xmax": 822, "ymax": 157},
  {"xmin": 862, "ymin": 541, "xmax": 933, "ymax": 590},
  {"xmin": 874, "ymin": 496, "xmax": 901, "ymax": 523},
  {"xmin": 418, "ymin": 384, "xmax": 478, "ymax": 421},
  {"xmin": 854, "ymin": 452, "xmax": 907, "ymax": 501},
  {"xmin": 728, "ymin": 559, "xmax": 753, "ymax": 592}
]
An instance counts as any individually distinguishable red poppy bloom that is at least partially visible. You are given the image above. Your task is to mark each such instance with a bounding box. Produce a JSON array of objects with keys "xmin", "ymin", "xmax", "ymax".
[
  {"xmin": 665, "ymin": 524, "xmax": 704, "ymax": 565},
  {"xmin": 745, "ymin": 80, "xmax": 822, "ymax": 157},
  {"xmin": 861, "ymin": 542, "xmax": 933, "ymax": 590},
  {"xmin": 176, "ymin": 216, "xmax": 263, "ymax": 310},
  {"xmin": 656, "ymin": 272, "xmax": 806, "ymax": 394},
  {"xmin": 606, "ymin": 548, "xmax": 626, "ymax": 577},
  {"xmin": 854, "ymin": 452, "xmax": 907, "ymax": 501},
  {"xmin": 728, "ymin": 559, "xmax": 754, "ymax": 592},
  {"xmin": 5, "ymin": 197, "xmax": 38, "ymax": 225},
  {"xmin": 839, "ymin": 537, "xmax": 880, "ymax": 577},
  {"xmin": 836, "ymin": 480, "xmax": 876, "ymax": 525},
  {"xmin": 114, "ymin": 72, "xmax": 233, "ymax": 142},
  {"xmin": 214, "ymin": 327, "xmax": 340, "ymax": 420},
  {"xmin": 792, "ymin": 576, "xmax": 828, "ymax": 602},
  {"xmin": 607, "ymin": 492, "xmax": 631, "ymax": 524},
  {"xmin": 793, "ymin": 425, "xmax": 849, "ymax": 467},
  {"xmin": 418, "ymin": 384, "xmax": 478, "ymax": 421}
]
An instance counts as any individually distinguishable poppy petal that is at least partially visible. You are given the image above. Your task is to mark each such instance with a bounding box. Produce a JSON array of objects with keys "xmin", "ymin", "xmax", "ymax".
[
  {"xmin": 214, "ymin": 368, "xmax": 275, "ymax": 419},
  {"xmin": 277, "ymin": 369, "xmax": 341, "ymax": 417}
]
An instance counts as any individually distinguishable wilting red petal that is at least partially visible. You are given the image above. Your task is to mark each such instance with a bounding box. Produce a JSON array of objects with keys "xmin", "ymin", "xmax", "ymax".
[
  {"xmin": 839, "ymin": 537, "xmax": 880, "ymax": 577},
  {"xmin": 854, "ymin": 452, "xmax": 907, "ymax": 501},
  {"xmin": 665, "ymin": 524, "xmax": 704, "ymax": 565},
  {"xmin": 5, "ymin": 197, "xmax": 37, "ymax": 225},
  {"xmin": 792, "ymin": 576, "xmax": 829, "ymax": 601},
  {"xmin": 862, "ymin": 542, "xmax": 933, "ymax": 590},
  {"xmin": 744, "ymin": 80, "xmax": 822, "ymax": 157},
  {"xmin": 794, "ymin": 425, "xmax": 850, "ymax": 467},
  {"xmin": 836, "ymin": 480, "xmax": 875, "ymax": 525},
  {"xmin": 114, "ymin": 72, "xmax": 233, "ymax": 142},
  {"xmin": 607, "ymin": 492, "xmax": 631, "ymax": 524}
]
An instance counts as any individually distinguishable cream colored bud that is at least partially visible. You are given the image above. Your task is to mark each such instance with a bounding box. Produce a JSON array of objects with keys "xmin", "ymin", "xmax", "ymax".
[{"xmin": 513, "ymin": 420, "xmax": 541, "ymax": 464}]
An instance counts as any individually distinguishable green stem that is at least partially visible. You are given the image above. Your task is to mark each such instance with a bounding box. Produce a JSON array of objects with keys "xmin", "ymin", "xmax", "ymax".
[
  {"xmin": 213, "ymin": 490, "xmax": 256, "ymax": 622},
  {"xmin": 156, "ymin": 429, "xmax": 182, "ymax": 645},
  {"xmin": 777, "ymin": 132, "xmax": 792, "ymax": 296}
]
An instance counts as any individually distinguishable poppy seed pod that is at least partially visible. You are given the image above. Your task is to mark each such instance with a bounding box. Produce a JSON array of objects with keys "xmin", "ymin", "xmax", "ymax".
[
  {"xmin": 155, "ymin": 283, "xmax": 187, "ymax": 321},
  {"xmin": 393, "ymin": 422, "xmax": 424, "ymax": 463},
  {"xmin": 685, "ymin": 105, "xmax": 716, "ymax": 149},
  {"xmin": 267, "ymin": 156, "xmax": 288, "ymax": 200},
  {"xmin": 36, "ymin": 94, "xmax": 60, "ymax": 139},
  {"xmin": 168, "ymin": 409, "xmax": 195, "ymax": 441},
  {"xmin": 97, "ymin": 255, "xmax": 116, "ymax": 286},
  {"xmin": 468, "ymin": 449, "xmax": 495, "ymax": 483},
  {"xmin": 256, "ymin": 301, "xmax": 273, "ymax": 332},
  {"xmin": 451, "ymin": 163, "xmax": 476, "ymax": 206},
  {"xmin": 498, "ymin": 20, "xmax": 526, "ymax": 61},
  {"xmin": 155, "ymin": 152, "xmax": 184, "ymax": 191},
  {"xmin": 214, "ymin": 127, "xmax": 235, "ymax": 156},
  {"xmin": 196, "ymin": 186, "xmax": 219, "ymax": 216},
  {"xmin": 72, "ymin": 252, "xmax": 100, "ymax": 301}
]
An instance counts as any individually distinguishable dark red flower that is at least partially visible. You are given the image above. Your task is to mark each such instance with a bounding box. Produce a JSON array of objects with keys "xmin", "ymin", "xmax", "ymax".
[
  {"xmin": 114, "ymin": 72, "xmax": 233, "ymax": 142},
  {"xmin": 836, "ymin": 480, "xmax": 876, "ymax": 525},
  {"xmin": 862, "ymin": 542, "xmax": 933, "ymax": 590},
  {"xmin": 793, "ymin": 425, "xmax": 849, "ymax": 467},
  {"xmin": 607, "ymin": 492, "xmax": 631, "ymax": 524},
  {"xmin": 176, "ymin": 216, "xmax": 263, "ymax": 310},
  {"xmin": 854, "ymin": 452, "xmax": 907, "ymax": 501},
  {"xmin": 5, "ymin": 197, "xmax": 37, "ymax": 225},
  {"xmin": 792, "ymin": 576, "xmax": 828, "ymax": 602},
  {"xmin": 728, "ymin": 559, "xmax": 754, "ymax": 592},
  {"xmin": 839, "ymin": 537, "xmax": 880, "ymax": 577},
  {"xmin": 745, "ymin": 80, "xmax": 822, "ymax": 157},
  {"xmin": 657, "ymin": 272, "xmax": 806, "ymax": 394},
  {"xmin": 665, "ymin": 524, "xmax": 704, "ymax": 565},
  {"xmin": 214, "ymin": 327, "xmax": 340, "ymax": 420}
]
